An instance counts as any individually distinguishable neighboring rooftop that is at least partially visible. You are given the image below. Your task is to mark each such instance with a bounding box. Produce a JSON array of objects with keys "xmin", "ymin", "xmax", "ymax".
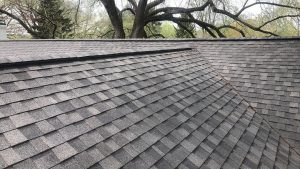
[{"xmin": 0, "ymin": 39, "xmax": 299, "ymax": 169}]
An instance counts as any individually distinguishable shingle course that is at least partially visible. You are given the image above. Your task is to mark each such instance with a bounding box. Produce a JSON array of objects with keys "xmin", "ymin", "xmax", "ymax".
[{"xmin": 0, "ymin": 40, "xmax": 299, "ymax": 169}]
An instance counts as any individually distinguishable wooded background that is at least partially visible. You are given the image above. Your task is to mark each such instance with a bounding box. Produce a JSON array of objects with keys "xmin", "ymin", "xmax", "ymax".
[{"xmin": 0, "ymin": 0, "xmax": 300, "ymax": 39}]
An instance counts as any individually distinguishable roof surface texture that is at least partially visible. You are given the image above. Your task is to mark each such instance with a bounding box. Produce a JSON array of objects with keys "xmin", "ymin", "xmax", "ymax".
[{"xmin": 0, "ymin": 39, "xmax": 299, "ymax": 169}]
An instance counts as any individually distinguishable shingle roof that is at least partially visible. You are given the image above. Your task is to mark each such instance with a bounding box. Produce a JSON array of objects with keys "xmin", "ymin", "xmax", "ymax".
[
  {"xmin": 195, "ymin": 40, "xmax": 300, "ymax": 154},
  {"xmin": 0, "ymin": 39, "xmax": 299, "ymax": 169}
]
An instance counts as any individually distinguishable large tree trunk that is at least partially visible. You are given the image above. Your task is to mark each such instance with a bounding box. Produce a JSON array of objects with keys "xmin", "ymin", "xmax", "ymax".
[
  {"xmin": 100, "ymin": 0, "xmax": 125, "ymax": 38},
  {"xmin": 130, "ymin": 0, "xmax": 148, "ymax": 38},
  {"xmin": 131, "ymin": 24, "xmax": 147, "ymax": 38}
]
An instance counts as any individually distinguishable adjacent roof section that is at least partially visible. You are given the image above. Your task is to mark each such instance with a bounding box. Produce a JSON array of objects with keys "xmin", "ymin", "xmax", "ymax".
[
  {"xmin": 194, "ymin": 40, "xmax": 300, "ymax": 153},
  {"xmin": 0, "ymin": 39, "xmax": 299, "ymax": 169}
]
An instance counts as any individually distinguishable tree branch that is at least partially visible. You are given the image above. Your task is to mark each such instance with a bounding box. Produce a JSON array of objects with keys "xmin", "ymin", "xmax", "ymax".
[
  {"xmin": 99, "ymin": 29, "xmax": 114, "ymax": 38},
  {"xmin": 127, "ymin": 0, "xmax": 138, "ymax": 11},
  {"xmin": 218, "ymin": 25, "xmax": 246, "ymax": 37},
  {"xmin": 148, "ymin": 33, "xmax": 165, "ymax": 38},
  {"xmin": 0, "ymin": 8, "xmax": 40, "ymax": 38},
  {"xmin": 149, "ymin": 1, "xmax": 210, "ymax": 17},
  {"xmin": 147, "ymin": 15, "xmax": 224, "ymax": 37},
  {"xmin": 209, "ymin": 1, "xmax": 279, "ymax": 36},
  {"xmin": 175, "ymin": 21, "xmax": 196, "ymax": 38},
  {"xmin": 259, "ymin": 14, "xmax": 300, "ymax": 28},
  {"xmin": 236, "ymin": 1, "xmax": 300, "ymax": 17},
  {"xmin": 120, "ymin": 7, "xmax": 135, "ymax": 15},
  {"xmin": 146, "ymin": 0, "xmax": 164, "ymax": 13}
]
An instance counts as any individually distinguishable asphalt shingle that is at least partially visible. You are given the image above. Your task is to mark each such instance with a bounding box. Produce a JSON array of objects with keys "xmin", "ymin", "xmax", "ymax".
[{"xmin": 0, "ymin": 39, "xmax": 299, "ymax": 169}]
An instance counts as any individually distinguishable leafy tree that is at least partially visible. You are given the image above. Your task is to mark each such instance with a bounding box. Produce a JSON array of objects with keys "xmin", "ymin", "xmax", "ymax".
[
  {"xmin": 33, "ymin": 0, "xmax": 73, "ymax": 39},
  {"xmin": 0, "ymin": 0, "xmax": 74, "ymax": 38}
]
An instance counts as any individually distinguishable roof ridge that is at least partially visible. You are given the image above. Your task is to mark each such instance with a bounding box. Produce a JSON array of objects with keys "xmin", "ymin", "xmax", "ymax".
[
  {"xmin": 1, "ymin": 37, "xmax": 300, "ymax": 42},
  {"xmin": 0, "ymin": 47, "xmax": 192, "ymax": 68}
]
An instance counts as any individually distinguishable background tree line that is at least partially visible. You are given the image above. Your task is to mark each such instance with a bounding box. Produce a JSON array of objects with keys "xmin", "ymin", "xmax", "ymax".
[{"xmin": 0, "ymin": 0, "xmax": 300, "ymax": 39}]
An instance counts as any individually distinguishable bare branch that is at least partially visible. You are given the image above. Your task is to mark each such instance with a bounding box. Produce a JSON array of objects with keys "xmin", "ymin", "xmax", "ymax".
[
  {"xmin": 0, "ymin": 8, "xmax": 40, "ymax": 38},
  {"xmin": 259, "ymin": 14, "xmax": 300, "ymax": 28},
  {"xmin": 145, "ymin": 24, "xmax": 164, "ymax": 38},
  {"xmin": 209, "ymin": 1, "xmax": 279, "ymax": 36},
  {"xmin": 99, "ymin": 29, "xmax": 115, "ymax": 38},
  {"xmin": 149, "ymin": 1, "xmax": 210, "ymax": 17},
  {"xmin": 236, "ymin": 1, "xmax": 300, "ymax": 17},
  {"xmin": 147, "ymin": 15, "xmax": 224, "ymax": 37},
  {"xmin": 146, "ymin": 0, "xmax": 164, "ymax": 12},
  {"xmin": 75, "ymin": 0, "xmax": 81, "ymax": 26},
  {"xmin": 148, "ymin": 33, "xmax": 165, "ymax": 38},
  {"xmin": 127, "ymin": 0, "xmax": 138, "ymax": 11},
  {"xmin": 218, "ymin": 25, "xmax": 246, "ymax": 37},
  {"xmin": 175, "ymin": 21, "xmax": 196, "ymax": 38},
  {"xmin": 120, "ymin": 7, "xmax": 135, "ymax": 15}
]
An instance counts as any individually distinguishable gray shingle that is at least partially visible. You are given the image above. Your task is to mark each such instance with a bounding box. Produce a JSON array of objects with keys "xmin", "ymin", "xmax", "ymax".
[
  {"xmin": 0, "ymin": 134, "xmax": 9, "ymax": 150},
  {"xmin": 52, "ymin": 142, "xmax": 77, "ymax": 161},
  {"xmin": 4, "ymin": 129, "xmax": 27, "ymax": 146},
  {"xmin": 32, "ymin": 150, "xmax": 60, "ymax": 169},
  {"xmin": 10, "ymin": 112, "xmax": 35, "ymax": 128},
  {"xmin": 0, "ymin": 40, "xmax": 299, "ymax": 169},
  {"xmin": 100, "ymin": 156, "xmax": 122, "ymax": 169},
  {"xmin": 12, "ymin": 159, "xmax": 39, "ymax": 169},
  {"xmin": 0, "ymin": 148, "xmax": 21, "ymax": 166}
]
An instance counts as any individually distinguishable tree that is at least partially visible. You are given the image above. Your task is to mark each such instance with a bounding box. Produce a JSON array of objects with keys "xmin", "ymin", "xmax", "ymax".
[
  {"xmin": 175, "ymin": 14, "xmax": 196, "ymax": 38},
  {"xmin": 98, "ymin": 0, "xmax": 300, "ymax": 38},
  {"xmin": 0, "ymin": 0, "xmax": 73, "ymax": 38},
  {"xmin": 1, "ymin": 0, "xmax": 300, "ymax": 39},
  {"xmin": 33, "ymin": 0, "xmax": 73, "ymax": 39}
]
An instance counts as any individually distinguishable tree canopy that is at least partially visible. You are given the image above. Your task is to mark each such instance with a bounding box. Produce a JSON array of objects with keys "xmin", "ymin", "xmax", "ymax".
[
  {"xmin": 33, "ymin": 0, "xmax": 73, "ymax": 39},
  {"xmin": 1, "ymin": 0, "xmax": 300, "ymax": 39}
]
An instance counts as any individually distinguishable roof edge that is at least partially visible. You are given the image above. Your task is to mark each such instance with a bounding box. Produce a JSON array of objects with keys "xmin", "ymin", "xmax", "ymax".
[{"xmin": 1, "ymin": 37, "xmax": 300, "ymax": 42}]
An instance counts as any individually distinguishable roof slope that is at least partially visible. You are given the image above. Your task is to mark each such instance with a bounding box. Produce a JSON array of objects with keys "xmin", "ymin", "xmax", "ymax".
[
  {"xmin": 0, "ymin": 47, "xmax": 299, "ymax": 169},
  {"xmin": 194, "ymin": 40, "xmax": 300, "ymax": 153},
  {"xmin": 4, "ymin": 39, "xmax": 298, "ymax": 154}
]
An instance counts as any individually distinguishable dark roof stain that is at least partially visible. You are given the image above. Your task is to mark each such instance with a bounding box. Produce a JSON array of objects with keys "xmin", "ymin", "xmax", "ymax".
[{"xmin": 0, "ymin": 39, "xmax": 299, "ymax": 169}]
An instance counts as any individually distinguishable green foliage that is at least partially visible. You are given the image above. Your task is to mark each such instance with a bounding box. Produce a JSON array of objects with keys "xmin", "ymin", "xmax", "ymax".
[
  {"xmin": 33, "ymin": 0, "xmax": 73, "ymax": 39},
  {"xmin": 145, "ymin": 22, "xmax": 162, "ymax": 38},
  {"xmin": 122, "ymin": 11, "xmax": 134, "ymax": 38},
  {"xmin": 160, "ymin": 22, "xmax": 176, "ymax": 38}
]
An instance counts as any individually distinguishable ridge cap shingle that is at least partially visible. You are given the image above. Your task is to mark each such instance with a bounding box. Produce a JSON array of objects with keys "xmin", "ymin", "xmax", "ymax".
[
  {"xmin": 1, "ymin": 37, "xmax": 300, "ymax": 42},
  {"xmin": 0, "ymin": 46, "xmax": 191, "ymax": 68}
]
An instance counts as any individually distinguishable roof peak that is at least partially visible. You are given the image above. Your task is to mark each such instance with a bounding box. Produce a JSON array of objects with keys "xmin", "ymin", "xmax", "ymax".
[{"xmin": 1, "ymin": 37, "xmax": 300, "ymax": 42}]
